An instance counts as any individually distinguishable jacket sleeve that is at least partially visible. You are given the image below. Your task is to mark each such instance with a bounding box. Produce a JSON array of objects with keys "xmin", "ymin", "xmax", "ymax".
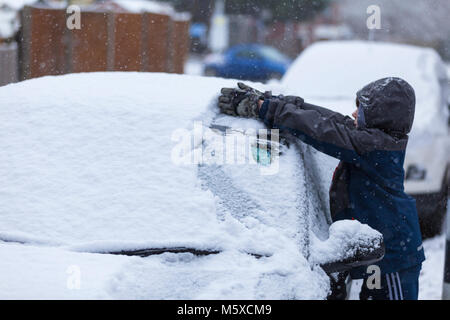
[
  {"xmin": 259, "ymin": 96, "xmax": 375, "ymax": 163},
  {"xmin": 301, "ymin": 102, "xmax": 356, "ymax": 128}
]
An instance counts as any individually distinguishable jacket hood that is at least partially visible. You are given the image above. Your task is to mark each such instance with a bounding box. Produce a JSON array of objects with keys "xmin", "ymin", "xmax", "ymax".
[{"xmin": 356, "ymin": 77, "xmax": 416, "ymax": 135}]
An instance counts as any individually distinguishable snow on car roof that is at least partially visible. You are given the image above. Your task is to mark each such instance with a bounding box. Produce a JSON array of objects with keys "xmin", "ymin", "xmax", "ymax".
[
  {"xmin": 111, "ymin": 0, "xmax": 190, "ymax": 20},
  {"xmin": 0, "ymin": 73, "xmax": 232, "ymax": 249},
  {"xmin": 0, "ymin": 72, "xmax": 326, "ymax": 258},
  {"xmin": 112, "ymin": 0, "xmax": 174, "ymax": 15},
  {"xmin": 282, "ymin": 41, "xmax": 447, "ymax": 132}
]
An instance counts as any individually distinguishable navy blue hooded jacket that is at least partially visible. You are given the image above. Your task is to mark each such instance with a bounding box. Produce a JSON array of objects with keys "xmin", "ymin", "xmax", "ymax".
[{"xmin": 259, "ymin": 77, "xmax": 425, "ymax": 278}]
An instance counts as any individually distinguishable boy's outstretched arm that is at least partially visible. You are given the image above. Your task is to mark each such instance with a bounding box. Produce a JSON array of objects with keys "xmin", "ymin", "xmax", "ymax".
[
  {"xmin": 258, "ymin": 96, "xmax": 375, "ymax": 164},
  {"xmin": 259, "ymin": 98, "xmax": 355, "ymax": 127},
  {"xmin": 217, "ymin": 82, "xmax": 376, "ymax": 164}
]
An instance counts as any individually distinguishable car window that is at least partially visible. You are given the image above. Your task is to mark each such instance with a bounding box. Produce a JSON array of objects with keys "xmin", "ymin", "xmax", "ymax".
[
  {"xmin": 203, "ymin": 116, "xmax": 332, "ymax": 258},
  {"xmin": 235, "ymin": 49, "xmax": 261, "ymax": 60},
  {"xmin": 259, "ymin": 47, "xmax": 290, "ymax": 64}
]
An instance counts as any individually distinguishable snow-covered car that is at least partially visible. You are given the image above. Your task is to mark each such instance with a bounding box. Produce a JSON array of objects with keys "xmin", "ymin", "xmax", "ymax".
[
  {"xmin": 204, "ymin": 44, "xmax": 291, "ymax": 82},
  {"xmin": 282, "ymin": 41, "xmax": 450, "ymax": 238},
  {"xmin": 0, "ymin": 72, "xmax": 383, "ymax": 299}
]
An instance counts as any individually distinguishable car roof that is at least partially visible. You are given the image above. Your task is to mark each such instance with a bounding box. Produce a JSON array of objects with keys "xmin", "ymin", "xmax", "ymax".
[
  {"xmin": 228, "ymin": 44, "xmax": 273, "ymax": 52},
  {"xmin": 0, "ymin": 73, "xmax": 329, "ymax": 256},
  {"xmin": 0, "ymin": 73, "xmax": 232, "ymax": 249}
]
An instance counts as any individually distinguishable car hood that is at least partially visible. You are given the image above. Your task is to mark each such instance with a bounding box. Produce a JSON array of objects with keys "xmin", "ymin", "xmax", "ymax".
[{"xmin": 0, "ymin": 240, "xmax": 330, "ymax": 299}]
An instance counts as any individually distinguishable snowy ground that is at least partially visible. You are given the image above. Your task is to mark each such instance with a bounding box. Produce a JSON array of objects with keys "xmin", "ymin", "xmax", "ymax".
[
  {"xmin": 419, "ymin": 233, "xmax": 447, "ymax": 299},
  {"xmin": 184, "ymin": 55, "xmax": 204, "ymax": 76}
]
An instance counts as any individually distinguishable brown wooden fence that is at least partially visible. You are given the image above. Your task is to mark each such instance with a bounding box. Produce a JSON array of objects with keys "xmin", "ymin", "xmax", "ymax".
[
  {"xmin": 19, "ymin": 5, "xmax": 190, "ymax": 81},
  {"xmin": 143, "ymin": 12, "xmax": 170, "ymax": 72}
]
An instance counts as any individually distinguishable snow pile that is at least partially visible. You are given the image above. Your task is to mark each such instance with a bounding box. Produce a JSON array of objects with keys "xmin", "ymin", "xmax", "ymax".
[
  {"xmin": 0, "ymin": 0, "xmax": 37, "ymax": 11},
  {"xmin": 184, "ymin": 56, "xmax": 204, "ymax": 76},
  {"xmin": 112, "ymin": 0, "xmax": 190, "ymax": 20},
  {"xmin": 112, "ymin": 0, "xmax": 174, "ymax": 15},
  {"xmin": 310, "ymin": 220, "xmax": 383, "ymax": 266}
]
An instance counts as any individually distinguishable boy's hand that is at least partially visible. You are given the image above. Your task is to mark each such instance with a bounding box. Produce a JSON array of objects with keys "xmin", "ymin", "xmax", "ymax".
[{"xmin": 218, "ymin": 82, "xmax": 265, "ymax": 119}]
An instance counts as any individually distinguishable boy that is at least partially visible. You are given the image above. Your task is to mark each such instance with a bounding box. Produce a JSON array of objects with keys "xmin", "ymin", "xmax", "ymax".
[{"xmin": 218, "ymin": 78, "xmax": 425, "ymax": 300}]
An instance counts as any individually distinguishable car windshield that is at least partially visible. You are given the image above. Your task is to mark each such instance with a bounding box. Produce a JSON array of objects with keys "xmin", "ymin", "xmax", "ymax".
[{"xmin": 259, "ymin": 46, "xmax": 290, "ymax": 64}]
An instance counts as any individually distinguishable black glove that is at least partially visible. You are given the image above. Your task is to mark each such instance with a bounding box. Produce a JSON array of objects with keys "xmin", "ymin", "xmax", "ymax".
[{"xmin": 218, "ymin": 82, "xmax": 268, "ymax": 119}]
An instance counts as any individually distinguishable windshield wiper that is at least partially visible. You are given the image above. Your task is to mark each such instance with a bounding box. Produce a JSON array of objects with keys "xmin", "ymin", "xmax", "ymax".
[
  {"xmin": 106, "ymin": 247, "xmax": 268, "ymax": 259},
  {"xmin": 107, "ymin": 247, "xmax": 221, "ymax": 257}
]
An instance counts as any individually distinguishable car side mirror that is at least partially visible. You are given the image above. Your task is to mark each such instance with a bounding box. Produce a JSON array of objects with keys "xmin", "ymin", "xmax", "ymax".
[{"xmin": 311, "ymin": 220, "xmax": 385, "ymax": 274}]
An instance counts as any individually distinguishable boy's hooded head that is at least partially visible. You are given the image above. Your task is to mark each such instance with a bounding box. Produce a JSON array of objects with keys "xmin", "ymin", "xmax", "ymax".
[{"xmin": 356, "ymin": 77, "xmax": 416, "ymax": 136}]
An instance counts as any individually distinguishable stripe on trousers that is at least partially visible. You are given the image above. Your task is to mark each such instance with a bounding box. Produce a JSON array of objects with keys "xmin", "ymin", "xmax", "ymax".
[
  {"xmin": 386, "ymin": 274, "xmax": 394, "ymax": 300},
  {"xmin": 396, "ymin": 272, "xmax": 404, "ymax": 300},
  {"xmin": 386, "ymin": 272, "xmax": 404, "ymax": 300},
  {"xmin": 390, "ymin": 273, "xmax": 399, "ymax": 300}
]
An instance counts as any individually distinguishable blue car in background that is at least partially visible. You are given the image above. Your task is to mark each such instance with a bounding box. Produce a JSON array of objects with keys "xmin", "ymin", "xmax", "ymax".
[{"xmin": 204, "ymin": 44, "xmax": 292, "ymax": 82}]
